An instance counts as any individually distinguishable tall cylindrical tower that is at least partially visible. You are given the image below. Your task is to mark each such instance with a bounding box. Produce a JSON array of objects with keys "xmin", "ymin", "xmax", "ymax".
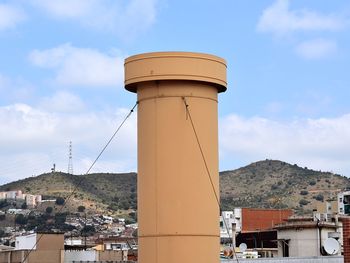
[{"xmin": 124, "ymin": 51, "xmax": 227, "ymax": 263}]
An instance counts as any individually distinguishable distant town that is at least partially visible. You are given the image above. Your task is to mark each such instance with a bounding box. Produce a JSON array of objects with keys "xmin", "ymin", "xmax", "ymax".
[{"xmin": 1, "ymin": 187, "xmax": 350, "ymax": 262}]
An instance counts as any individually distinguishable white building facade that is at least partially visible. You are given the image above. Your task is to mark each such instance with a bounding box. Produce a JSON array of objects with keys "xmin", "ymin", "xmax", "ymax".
[
  {"xmin": 220, "ymin": 209, "xmax": 242, "ymax": 239},
  {"xmin": 338, "ymin": 191, "xmax": 350, "ymax": 215}
]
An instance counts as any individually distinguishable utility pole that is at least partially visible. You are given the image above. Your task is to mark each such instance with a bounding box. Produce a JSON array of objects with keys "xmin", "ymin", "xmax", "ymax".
[
  {"xmin": 68, "ymin": 141, "xmax": 73, "ymax": 174},
  {"xmin": 84, "ymin": 212, "xmax": 87, "ymax": 250},
  {"xmin": 51, "ymin": 163, "xmax": 56, "ymax": 173}
]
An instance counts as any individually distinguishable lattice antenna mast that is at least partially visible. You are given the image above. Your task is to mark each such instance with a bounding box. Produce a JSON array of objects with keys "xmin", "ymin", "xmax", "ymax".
[{"xmin": 68, "ymin": 141, "xmax": 73, "ymax": 174}]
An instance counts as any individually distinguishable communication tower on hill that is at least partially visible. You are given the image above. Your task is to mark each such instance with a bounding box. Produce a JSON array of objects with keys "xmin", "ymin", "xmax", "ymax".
[{"xmin": 67, "ymin": 141, "xmax": 73, "ymax": 174}]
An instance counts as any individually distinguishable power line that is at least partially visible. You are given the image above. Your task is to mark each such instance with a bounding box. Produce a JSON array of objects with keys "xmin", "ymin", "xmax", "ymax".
[
  {"xmin": 182, "ymin": 97, "xmax": 240, "ymax": 263},
  {"xmin": 21, "ymin": 101, "xmax": 138, "ymax": 263}
]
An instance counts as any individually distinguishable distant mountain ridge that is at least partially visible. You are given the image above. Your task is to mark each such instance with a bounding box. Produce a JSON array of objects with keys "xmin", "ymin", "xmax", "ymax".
[{"xmin": 1, "ymin": 160, "xmax": 349, "ymax": 215}]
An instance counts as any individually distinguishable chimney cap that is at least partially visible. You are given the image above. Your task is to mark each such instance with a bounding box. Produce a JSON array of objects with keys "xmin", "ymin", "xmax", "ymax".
[{"xmin": 124, "ymin": 51, "xmax": 227, "ymax": 93}]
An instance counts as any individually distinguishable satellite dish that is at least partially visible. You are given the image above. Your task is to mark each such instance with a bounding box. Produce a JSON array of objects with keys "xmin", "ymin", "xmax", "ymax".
[
  {"xmin": 239, "ymin": 243, "xmax": 247, "ymax": 253},
  {"xmin": 324, "ymin": 238, "xmax": 340, "ymax": 255}
]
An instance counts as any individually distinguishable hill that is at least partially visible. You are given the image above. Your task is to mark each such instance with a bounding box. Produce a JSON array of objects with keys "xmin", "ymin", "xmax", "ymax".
[
  {"xmin": 0, "ymin": 172, "xmax": 137, "ymax": 215},
  {"xmin": 220, "ymin": 160, "xmax": 350, "ymax": 214},
  {"xmin": 1, "ymin": 160, "xmax": 349, "ymax": 215}
]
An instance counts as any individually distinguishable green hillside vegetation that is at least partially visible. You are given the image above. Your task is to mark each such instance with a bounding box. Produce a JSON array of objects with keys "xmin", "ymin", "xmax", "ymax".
[{"xmin": 1, "ymin": 160, "xmax": 349, "ymax": 215}]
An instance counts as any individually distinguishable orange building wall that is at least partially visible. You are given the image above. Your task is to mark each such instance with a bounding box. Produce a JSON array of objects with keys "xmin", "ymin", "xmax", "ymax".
[{"xmin": 241, "ymin": 208, "xmax": 293, "ymax": 232}]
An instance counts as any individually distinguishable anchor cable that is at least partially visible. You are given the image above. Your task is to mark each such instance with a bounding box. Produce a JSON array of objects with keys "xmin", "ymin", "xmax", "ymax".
[{"xmin": 182, "ymin": 97, "xmax": 240, "ymax": 263}]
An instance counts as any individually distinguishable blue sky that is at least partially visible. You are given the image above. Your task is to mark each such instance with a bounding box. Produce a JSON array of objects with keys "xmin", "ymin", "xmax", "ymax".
[{"xmin": 0, "ymin": 0, "xmax": 350, "ymax": 184}]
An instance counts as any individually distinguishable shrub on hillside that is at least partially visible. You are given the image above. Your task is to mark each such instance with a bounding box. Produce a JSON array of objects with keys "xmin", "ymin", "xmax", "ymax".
[
  {"xmin": 315, "ymin": 194, "xmax": 324, "ymax": 202},
  {"xmin": 46, "ymin": 206, "xmax": 53, "ymax": 214},
  {"xmin": 271, "ymin": 184, "xmax": 278, "ymax": 190},
  {"xmin": 300, "ymin": 190, "xmax": 309, "ymax": 195},
  {"xmin": 55, "ymin": 197, "xmax": 65, "ymax": 205},
  {"xmin": 299, "ymin": 199, "xmax": 309, "ymax": 206},
  {"xmin": 15, "ymin": 214, "xmax": 27, "ymax": 225},
  {"xmin": 309, "ymin": 180, "xmax": 316, "ymax": 186},
  {"xmin": 77, "ymin": 206, "xmax": 86, "ymax": 213}
]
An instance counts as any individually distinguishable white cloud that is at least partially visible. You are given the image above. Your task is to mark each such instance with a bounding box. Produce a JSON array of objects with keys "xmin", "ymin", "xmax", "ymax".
[
  {"xmin": 2, "ymin": 101, "xmax": 350, "ymax": 184},
  {"xmin": 0, "ymin": 103, "xmax": 137, "ymax": 184},
  {"xmin": 29, "ymin": 0, "xmax": 96, "ymax": 19},
  {"xmin": 257, "ymin": 0, "xmax": 345, "ymax": 36},
  {"xmin": 0, "ymin": 4, "xmax": 25, "ymax": 31},
  {"xmin": 29, "ymin": 44, "xmax": 124, "ymax": 88},
  {"xmin": 39, "ymin": 91, "xmax": 85, "ymax": 113},
  {"xmin": 220, "ymin": 113, "xmax": 350, "ymax": 176},
  {"xmin": 295, "ymin": 39, "xmax": 337, "ymax": 59},
  {"xmin": 29, "ymin": 0, "xmax": 157, "ymax": 40}
]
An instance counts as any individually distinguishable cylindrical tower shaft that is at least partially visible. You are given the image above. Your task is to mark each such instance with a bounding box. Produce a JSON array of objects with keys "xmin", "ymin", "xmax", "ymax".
[{"xmin": 124, "ymin": 52, "xmax": 227, "ymax": 263}]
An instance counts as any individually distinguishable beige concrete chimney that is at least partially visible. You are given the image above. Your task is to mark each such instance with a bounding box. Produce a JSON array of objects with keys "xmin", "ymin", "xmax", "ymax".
[{"xmin": 124, "ymin": 51, "xmax": 227, "ymax": 263}]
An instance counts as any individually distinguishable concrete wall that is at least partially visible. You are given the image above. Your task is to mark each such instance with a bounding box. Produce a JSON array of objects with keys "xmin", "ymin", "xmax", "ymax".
[
  {"xmin": 72, "ymin": 262, "xmax": 134, "ymax": 263},
  {"xmin": 15, "ymin": 233, "xmax": 36, "ymax": 250},
  {"xmin": 36, "ymin": 233, "xmax": 64, "ymax": 251},
  {"xmin": 28, "ymin": 250, "xmax": 64, "ymax": 263},
  {"xmin": 98, "ymin": 250, "xmax": 125, "ymax": 261},
  {"xmin": 278, "ymin": 227, "xmax": 340, "ymax": 257},
  {"xmin": 221, "ymin": 256, "xmax": 343, "ymax": 263},
  {"xmin": 0, "ymin": 250, "xmax": 24, "ymax": 263},
  {"xmin": 64, "ymin": 250, "xmax": 97, "ymax": 262},
  {"xmin": 279, "ymin": 228, "xmax": 318, "ymax": 257},
  {"xmin": 64, "ymin": 250, "xmax": 125, "ymax": 262},
  {"xmin": 0, "ymin": 250, "xmax": 64, "ymax": 263}
]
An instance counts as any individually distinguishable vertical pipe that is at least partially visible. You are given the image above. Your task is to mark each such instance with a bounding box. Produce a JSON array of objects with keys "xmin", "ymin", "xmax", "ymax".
[
  {"xmin": 342, "ymin": 217, "xmax": 350, "ymax": 263},
  {"xmin": 124, "ymin": 52, "xmax": 227, "ymax": 263},
  {"xmin": 232, "ymin": 223, "xmax": 236, "ymax": 249}
]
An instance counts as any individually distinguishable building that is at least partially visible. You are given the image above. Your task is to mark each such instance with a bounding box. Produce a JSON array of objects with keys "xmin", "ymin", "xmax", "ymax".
[
  {"xmin": 0, "ymin": 190, "xmax": 41, "ymax": 207},
  {"xmin": 25, "ymin": 194, "xmax": 42, "ymax": 207},
  {"xmin": 220, "ymin": 209, "xmax": 242, "ymax": 239},
  {"xmin": 0, "ymin": 233, "xmax": 64, "ymax": 263},
  {"xmin": 15, "ymin": 233, "xmax": 37, "ymax": 250},
  {"xmin": 241, "ymin": 208, "xmax": 293, "ymax": 232},
  {"xmin": 220, "ymin": 208, "xmax": 293, "ymax": 258},
  {"xmin": 95, "ymin": 236, "xmax": 137, "ymax": 251},
  {"xmin": 338, "ymin": 191, "xmax": 350, "ymax": 215},
  {"xmin": 95, "ymin": 236, "xmax": 137, "ymax": 261},
  {"xmin": 7, "ymin": 209, "xmax": 30, "ymax": 215},
  {"xmin": 0, "ymin": 190, "xmax": 23, "ymax": 200},
  {"xmin": 236, "ymin": 230, "xmax": 278, "ymax": 258},
  {"xmin": 220, "ymin": 208, "xmax": 293, "ymax": 240},
  {"xmin": 275, "ymin": 216, "xmax": 341, "ymax": 257},
  {"xmin": 317, "ymin": 201, "xmax": 338, "ymax": 215}
]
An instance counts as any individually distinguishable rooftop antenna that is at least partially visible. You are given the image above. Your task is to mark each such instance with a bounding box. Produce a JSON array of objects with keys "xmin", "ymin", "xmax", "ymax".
[{"xmin": 68, "ymin": 141, "xmax": 73, "ymax": 174}]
